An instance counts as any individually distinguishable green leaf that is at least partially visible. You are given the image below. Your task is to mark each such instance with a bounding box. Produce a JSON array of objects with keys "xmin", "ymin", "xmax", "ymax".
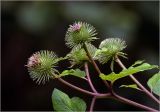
[
  {"xmin": 52, "ymin": 88, "xmax": 86, "ymax": 111},
  {"xmin": 71, "ymin": 97, "xmax": 87, "ymax": 111},
  {"xmin": 130, "ymin": 60, "xmax": 145, "ymax": 67},
  {"xmin": 100, "ymin": 62, "xmax": 158, "ymax": 83},
  {"xmin": 52, "ymin": 88, "xmax": 72, "ymax": 111},
  {"xmin": 147, "ymin": 72, "xmax": 160, "ymax": 96},
  {"xmin": 59, "ymin": 69, "xmax": 86, "ymax": 78},
  {"xmin": 100, "ymin": 72, "xmax": 116, "ymax": 83},
  {"xmin": 60, "ymin": 69, "xmax": 75, "ymax": 76},
  {"xmin": 120, "ymin": 84, "xmax": 141, "ymax": 90},
  {"xmin": 71, "ymin": 69, "xmax": 86, "ymax": 78}
]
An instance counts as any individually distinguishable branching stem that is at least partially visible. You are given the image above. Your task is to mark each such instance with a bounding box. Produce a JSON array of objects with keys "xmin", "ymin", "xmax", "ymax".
[
  {"xmin": 53, "ymin": 48, "xmax": 159, "ymax": 111},
  {"xmin": 83, "ymin": 43, "xmax": 110, "ymax": 89},
  {"xmin": 83, "ymin": 43, "xmax": 158, "ymax": 111},
  {"xmin": 115, "ymin": 55, "xmax": 160, "ymax": 104},
  {"xmin": 84, "ymin": 62, "xmax": 97, "ymax": 112},
  {"xmin": 84, "ymin": 62, "xmax": 98, "ymax": 93},
  {"xmin": 56, "ymin": 77, "xmax": 111, "ymax": 98}
]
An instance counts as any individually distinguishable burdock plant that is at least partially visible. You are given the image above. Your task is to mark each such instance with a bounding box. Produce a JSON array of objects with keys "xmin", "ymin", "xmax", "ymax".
[{"xmin": 26, "ymin": 21, "xmax": 160, "ymax": 111}]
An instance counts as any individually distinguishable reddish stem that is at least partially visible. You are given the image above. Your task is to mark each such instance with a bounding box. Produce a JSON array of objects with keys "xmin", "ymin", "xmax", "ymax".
[
  {"xmin": 84, "ymin": 62, "xmax": 98, "ymax": 93},
  {"xmin": 83, "ymin": 43, "xmax": 110, "ymax": 89},
  {"xmin": 112, "ymin": 91, "xmax": 158, "ymax": 112},
  {"xmin": 57, "ymin": 78, "xmax": 111, "ymax": 98},
  {"xmin": 115, "ymin": 55, "xmax": 160, "ymax": 104},
  {"xmin": 89, "ymin": 97, "xmax": 96, "ymax": 112}
]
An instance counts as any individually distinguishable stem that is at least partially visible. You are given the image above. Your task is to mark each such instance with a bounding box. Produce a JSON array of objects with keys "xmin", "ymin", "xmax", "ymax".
[
  {"xmin": 84, "ymin": 62, "xmax": 98, "ymax": 112},
  {"xmin": 115, "ymin": 55, "xmax": 160, "ymax": 104},
  {"xmin": 57, "ymin": 78, "xmax": 111, "ymax": 98},
  {"xmin": 83, "ymin": 43, "xmax": 110, "ymax": 89},
  {"xmin": 89, "ymin": 97, "xmax": 96, "ymax": 112},
  {"xmin": 112, "ymin": 91, "xmax": 158, "ymax": 112},
  {"xmin": 84, "ymin": 62, "xmax": 98, "ymax": 93}
]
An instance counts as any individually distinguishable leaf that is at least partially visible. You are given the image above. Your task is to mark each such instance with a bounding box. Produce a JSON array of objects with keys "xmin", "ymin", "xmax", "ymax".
[
  {"xmin": 147, "ymin": 72, "xmax": 160, "ymax": 96},
  {"xmin": 71, "ymin": 69, "xmax": 86, "ymax": 78},
  {"xmin": 100, "ymin": 62, "xmax": 158, "ymax": 83},
  {"xmin": 59, "ymin": 69, "xmax": 86, "ymax": 78},
  {"xmin": 120, "ymin": 84, "xmax": 141, "ymax": 91},
  {"xmin": 52, "ymin": 88, "xmax": 72, "ymax": 111},
  {"xmin": 60, "ymin": 69, "xmax": 75, "ymax": 76},
  {"xmin": 71, "ymin": 97, "xmax": 87, "ymax": 111},
  {"xmin": 130, "ymin": 60, "xmax": 145, "ymax": 67},
  {"xmin": 100, "ymin": 72, "xmax": 116, "ymax": 83},
  {"xmin": 52, "ymin": 88, "xmax": 86, "ymax": 111}
]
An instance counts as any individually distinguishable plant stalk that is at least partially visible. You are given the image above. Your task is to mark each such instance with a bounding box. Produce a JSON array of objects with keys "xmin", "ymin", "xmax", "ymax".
[
  {"xmin": 112, "ymin": 91, "xmax": 158, "ymax": 112},
  {"xmin": 89, "ymin": 97, "xmax": 96, "ymax": 112},
  {"xmin": 115, "ymin": 55, "xmax": 160, "ymax": 104},
  {"xmin": 57, "ymin": 78, "xmax": 111, "ymax": 98},
  {"xmin": 83, "ymin": 43, "xmax": 110, "ymax": 89},
  {"xmin": 84, "ymin": 62, "xmax": 98, "ymax": 93}
]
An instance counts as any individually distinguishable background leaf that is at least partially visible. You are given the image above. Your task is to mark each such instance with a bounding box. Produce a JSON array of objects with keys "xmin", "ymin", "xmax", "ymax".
[
  {"xmin": 100, "ymin": 62, "xmax": 158, "ymax": 83},
  {"xmin": 147, "ymin": 72, "xmax": 160, "ymax": 96},
  {"xmin": 52, "ymin": 88, "xmax": 87, "ymax": 111}
]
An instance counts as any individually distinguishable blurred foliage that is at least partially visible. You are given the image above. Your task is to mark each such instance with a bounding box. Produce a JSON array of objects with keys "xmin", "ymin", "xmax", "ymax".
[
  {"xmin": 2, "ymin": 2, "xmax": 158, "ymax": 43},
  {"xmin": 17, "ymin": 2, "xmax": 56, "ymax": 33}
]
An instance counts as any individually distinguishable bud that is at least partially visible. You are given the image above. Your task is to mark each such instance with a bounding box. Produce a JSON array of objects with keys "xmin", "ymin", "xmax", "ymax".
[
  {"xmin": 99, "ymin": 38, "xmax": 126, "ymax": 53},
  {"xmin": 65, "ymin": 22, "xmax": 98, "ymax": 48},
  {"xmin": 26, "ymin": 50, "xmax": 58, "ymax": 84},
  {"xmin": 67, "ymin": 44, "xmax": 97, "ymax": 67},
  {"xmin": 94, "ymin": 38, "xmax": 127, "ymax": 64}
]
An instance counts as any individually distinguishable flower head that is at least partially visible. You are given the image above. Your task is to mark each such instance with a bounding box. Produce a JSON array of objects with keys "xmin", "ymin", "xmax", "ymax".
[
  {"xmin": 99, "ymin": 38, "xmax": 126, "ymax": 53},
  {"xmin": 94, "ymin": 38, "xmax": 127, "ymax": 64},
  {"xmin": 65, "ymin": 22, "xmax": 98, "ymax": 48},
  {"xmin": 67, "ymin": 44, "xmax": 97, "ymax": 67},
  {"xmin": 26, "ymin": 50, "xmax": 58, "ymax": 84}
]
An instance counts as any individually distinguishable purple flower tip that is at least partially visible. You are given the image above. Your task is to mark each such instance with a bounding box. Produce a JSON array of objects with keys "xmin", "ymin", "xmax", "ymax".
[
  {"xmin": 27, "ymin": 54, "xmax": 40, "ymax": 68},
  {"xmin": 69, "ymin": 23, "xmax": 82, "ymax": 32}
]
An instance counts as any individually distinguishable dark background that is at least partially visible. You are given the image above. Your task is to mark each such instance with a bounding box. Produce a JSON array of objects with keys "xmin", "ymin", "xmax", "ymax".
[{"xmin": 1, "ymin": 1, "xmax": 159, "ymax": 111}]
